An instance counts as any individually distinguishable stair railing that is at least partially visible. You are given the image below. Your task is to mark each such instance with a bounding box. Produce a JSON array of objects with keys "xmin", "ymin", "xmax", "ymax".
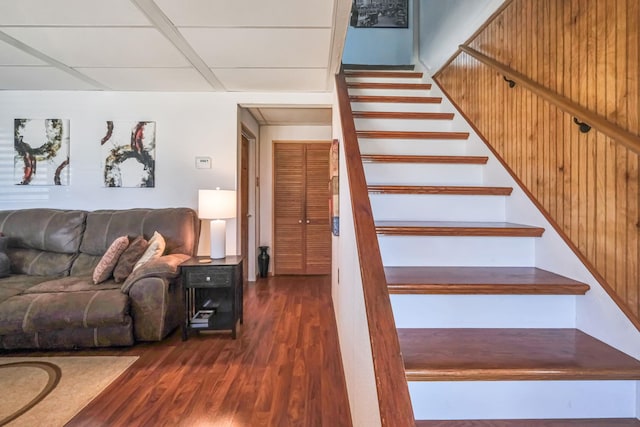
[
  {"xmin": 335, "ymin": 68, "xmax": 415, "ymax": 427},
  {"xmin": 458, "ymin": 45, "xmax": 640, "ymax": 155}
]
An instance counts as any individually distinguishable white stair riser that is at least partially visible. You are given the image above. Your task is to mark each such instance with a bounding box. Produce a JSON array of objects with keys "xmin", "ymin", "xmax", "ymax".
[
  {"xmin": 348, "ymin": 88, "xmax": 433, "ymax": 97},
  {"xmin": 364, "ymin": 162, "xmax": 483, "ymax": 186},
  {"xmin": 359, "ymin": 138, "xmax": 468, "ymax": 156},
  {"xmin": 379, "ymin": 236, "xmax": 535, "ymax": 266},
  {"xmin": 350, "ymin": 102, "xmax": 443, "ymax": 113},
  {"xmin": 391, "ymin": 294, "xmax": 576, "ymax": 328},
  {"xmin": 409, "ymin": 381, "xmax": 637, "ymax": 420},
  {"xmin": 354, "ymin": 117, "xmax": 454, "ymax": 132},
  {"xmin": 370, "ymin": 194, "xmax": 506, "ymax": 222},
  {"xmin": 346, "ymin": 76, "xmax": 424, "ymax": 84}
]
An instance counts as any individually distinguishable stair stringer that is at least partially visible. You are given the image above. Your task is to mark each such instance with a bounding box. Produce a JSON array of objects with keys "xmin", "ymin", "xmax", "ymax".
[{"xmin": 422, "ymin": 65, "xmax": 640, "ymax": 362}]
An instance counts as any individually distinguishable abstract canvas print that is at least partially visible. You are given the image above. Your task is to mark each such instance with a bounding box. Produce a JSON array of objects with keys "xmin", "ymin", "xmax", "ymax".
[
  {"xmin": 14, "ymin": 118, "xmax": 70, "ymax": 186},
  {"xmin": 100, "ymin": 121, "xmax": 155, "ymax": 188}
]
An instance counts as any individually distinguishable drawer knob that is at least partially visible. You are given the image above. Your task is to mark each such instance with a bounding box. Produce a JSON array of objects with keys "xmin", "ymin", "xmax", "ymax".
[{"xmin": 206, "ymin": 276, "xmax": 211, "ymax": 281}]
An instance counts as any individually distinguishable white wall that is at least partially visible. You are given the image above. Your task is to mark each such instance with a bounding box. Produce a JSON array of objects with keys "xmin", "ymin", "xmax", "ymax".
[
  {"xmin": 331, "ymin": 92, "xmax": 382, "ymax": 426},
  {"xmin": 342, "ymin": 0, "xmax": 414, "ymax": 65},
  {"xmin": 240, "ymin": 108, "xmax": 260, "ymax": 280},
  {"xmin": 0, "ymin": 90, "xmax": 332, "ymax": 259},
  {"xmin": 257, "ymin": 124, "xmax": 332, "ymax": 274},
  {"xmin": 417, "ymin": 0, "xmax": 505, "ymax": 73}
]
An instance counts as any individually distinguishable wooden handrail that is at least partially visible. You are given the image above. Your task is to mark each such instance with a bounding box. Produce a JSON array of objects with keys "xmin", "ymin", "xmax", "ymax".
[
  {"xmin": 335, "ymin": 68, "xmax": 415, "ymax": 427},
  {"xmin": 459, "ymin": 45, "xmax": 640, "ymax": 155}
]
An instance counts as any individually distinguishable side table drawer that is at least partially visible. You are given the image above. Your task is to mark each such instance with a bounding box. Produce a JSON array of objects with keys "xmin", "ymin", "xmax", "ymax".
[{"xmin": 186, "ymin": 269, "xmax": 231, "ymax": 287}]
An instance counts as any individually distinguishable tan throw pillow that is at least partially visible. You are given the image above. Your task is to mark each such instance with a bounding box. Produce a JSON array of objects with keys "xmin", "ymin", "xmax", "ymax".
[
  {"xmin": 133, "ymin": 231, "xmax": 166, "ymax": 271},
  {"xmin": 93, "ymin": 236, "xmax": 129, "ymax": 284},
  {"xmin": 113, "ymin": 235, "xmax": 149, "ymax": 283}
]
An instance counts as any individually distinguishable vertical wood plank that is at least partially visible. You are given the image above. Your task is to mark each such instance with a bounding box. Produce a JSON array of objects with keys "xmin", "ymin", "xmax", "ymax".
[
  {"xmin": 628, "ymin": 153, "xmax": 639, "ymax": 317},
  {"xmin": 605, "ymin": 0, "xmax": 618, "ymax": 286},
  {"xmin": 547, "ymin": 0, "xmax": 557, "ymax": 218},
  {"xmin": 563, "ymin": 0, "xmax": 574, "ymax": 235},
  {"xmin": 594, "ymin": 0, "xmax": 607, "ymax": 272},
  {"xmin": 435, "ymin": 0, "xmax": 640, "ymax": 327}
]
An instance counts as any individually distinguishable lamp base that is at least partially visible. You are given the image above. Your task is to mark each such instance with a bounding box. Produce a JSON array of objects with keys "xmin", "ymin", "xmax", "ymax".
[{"xmin": 209, "ymin": 219, "xmax": 226, "ymax": 259}]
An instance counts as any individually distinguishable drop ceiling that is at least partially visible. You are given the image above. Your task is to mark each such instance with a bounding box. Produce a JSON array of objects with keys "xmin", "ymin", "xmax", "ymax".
[{"xmin": 0, "ymin": 0, "xmax": 350, "ymax": 92}]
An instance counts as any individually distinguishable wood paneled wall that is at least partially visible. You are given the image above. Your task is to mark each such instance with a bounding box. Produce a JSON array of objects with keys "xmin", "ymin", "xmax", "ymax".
[{"xmin": 435, "ymin": 0, "xmax": 640, "ymax": 325}]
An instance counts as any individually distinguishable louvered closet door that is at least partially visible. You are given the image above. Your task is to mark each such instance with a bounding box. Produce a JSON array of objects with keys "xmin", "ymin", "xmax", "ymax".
[
  {"xmin": 273, "ymin": 142, "xmax": 331, "ymax": 275},
  {"xmin": 304, "ymin": 144, "xmax": 331, "ymax": 274}
]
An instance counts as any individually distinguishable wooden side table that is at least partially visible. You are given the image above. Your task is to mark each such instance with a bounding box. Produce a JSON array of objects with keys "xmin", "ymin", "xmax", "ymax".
[{"xmin": 180, "ymin": 256, "xmax": 243, "ymax": 340}]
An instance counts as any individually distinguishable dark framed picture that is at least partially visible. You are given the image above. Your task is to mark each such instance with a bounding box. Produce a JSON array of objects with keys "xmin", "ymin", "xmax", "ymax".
[{"xmin": 350, "ymin": 0, "xmax": 408, "ymax": 28}]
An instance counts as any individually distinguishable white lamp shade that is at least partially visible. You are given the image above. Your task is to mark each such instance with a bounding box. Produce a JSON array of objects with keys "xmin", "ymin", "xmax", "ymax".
[{"xmin": 198, "ymin": 189, "xmax": 236, "ymax": 219}]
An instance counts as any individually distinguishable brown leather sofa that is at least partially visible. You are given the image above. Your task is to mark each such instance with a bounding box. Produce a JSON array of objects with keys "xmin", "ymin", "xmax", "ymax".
[{"xmin": 0, "ymin": 208, "xmax": 199, "ymax": 350}]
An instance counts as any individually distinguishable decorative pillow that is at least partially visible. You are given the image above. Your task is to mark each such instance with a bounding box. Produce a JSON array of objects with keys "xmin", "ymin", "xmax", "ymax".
[
  {"xmin": 0, "ymin": 233, "xmax": 10, "ymax": 279},
  {"xmin": 113, "ymin": 236, "xmax": 148, "ymax": 283},
  {"xmin": 133, "ymin": 231, "xmax": 166, "ymax": 271},
  {"xmin": 92, "ymin": 236, "xmax": 129, "ymax": 284}
]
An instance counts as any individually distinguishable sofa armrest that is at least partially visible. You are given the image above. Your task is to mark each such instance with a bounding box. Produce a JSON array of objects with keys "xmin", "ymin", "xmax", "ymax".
[
  {"xmin": 121, "ymin": 254, "xmax": 189, "ymax": 294},
  {"xmin": 123, "ymin": 253, "xmax": 189, "ymax": 341}
]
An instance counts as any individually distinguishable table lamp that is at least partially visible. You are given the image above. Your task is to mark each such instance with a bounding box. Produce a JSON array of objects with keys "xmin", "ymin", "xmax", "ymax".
[{"xmin": 198, "ymin": 188, "xmax": 236, "ymax": 259}]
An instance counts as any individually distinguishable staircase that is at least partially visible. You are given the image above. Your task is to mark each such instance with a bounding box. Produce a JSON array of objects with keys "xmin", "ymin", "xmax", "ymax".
[{"xmin": 344, "ymin": 67, "xmax": 640, "ymax": 426}]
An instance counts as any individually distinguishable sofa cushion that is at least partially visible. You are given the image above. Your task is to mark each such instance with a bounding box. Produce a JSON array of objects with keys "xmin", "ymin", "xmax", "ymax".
[
  {"xmin": 0, "ymin": 209, "xmax": 86, "ymax": 277},
  {"xmin": 7, "ymin": 248, "xmax": 77, "ymax": 277},
  {"xmin": 0, "ymin": 235, "xmax": 9, "ymax": 278},
  {"xmin": 0, "ymin": 289, "xmax": 129, "ymax": 335},
  {"xmin": 21, "ymin": 276, "xmax": 119, "ymax": 294},
  {"xmin": 0, "ymin": 275, "xmax": 56, "ymax": 304},
  {"xmin": 69, "ymin": 253, "xmax": 101, "ymax": 277},
  {"xmin": 0, "ymin": 209, "xmax": 86, "ymax": 253},
  {"xmin": 0, "ymin": 321, "xmax": 134, "ymax": 350},
  {"xmin": 80, "ymin": 208, "xmax": 198, "ymax": 257},
  {"xmin": 133, "ymin": 231, "xmax": 165, "ymax": 271},
  {"xmin": 113, "ymin": 236, "xmax": 148, "ymax": 283},
  {"xmin": 93, "ymin": 236, "xmax": 129, "ymax": 284}
]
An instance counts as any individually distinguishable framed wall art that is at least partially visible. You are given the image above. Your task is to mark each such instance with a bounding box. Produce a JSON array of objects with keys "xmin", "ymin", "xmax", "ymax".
[
  {"xmin": 14, "ymin": 118, "xmax": 70, "ymax": 186},
  {"xmin": 100, "ymin": 121, "xmax": 156, "ymax": 188},
  {"xmin": 349, "ymin": 0, "xmax": 408, "ymax": 28}
]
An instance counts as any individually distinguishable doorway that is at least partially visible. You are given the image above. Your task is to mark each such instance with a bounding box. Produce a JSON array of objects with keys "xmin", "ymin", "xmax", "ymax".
[{"xmin": 273, "ymin": 141, "xmax": 332, "ymax": 275}]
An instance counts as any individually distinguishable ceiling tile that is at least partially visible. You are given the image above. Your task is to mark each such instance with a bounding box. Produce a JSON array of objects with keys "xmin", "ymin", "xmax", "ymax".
[
  {"xmin": 0, "ymin": 66, "xmax": 100, "ymax": 90},
  {"xmin": 181, "ymin": 28, "xmax": 332, "ymax": 68},
  {"xmin": 0, "ymin": 38, "xmax": 45, "ymax": 65},
  {"xmin": 0, "ymin": 0, "xmax": 151, "ymax": 26},
  {"xmin": 155, "ymin": 0, "xmax": 333, "ymax": 27},
  {"xmin": 2, "ymin": 28, "xmax": 189, "ymax": 67},
  {"xmin": 214, "ymin": 68, "xmax": 328, "ymax": 92},
  {"xmin": 76, "ymin": 67, "xmax": 214, "ymax": 91}
]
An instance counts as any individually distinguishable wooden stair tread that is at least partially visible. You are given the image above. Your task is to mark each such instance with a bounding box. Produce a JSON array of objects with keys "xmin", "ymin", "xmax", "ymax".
[
  {"xmin": 350, "ymin": 95, "xmax": 442, "ymax": 104},
  {"xmin": 362, "ymin": 155, "xmax": 487, "ymax": 164},
  {"xmin": 368, "ymin": 185, "xmax": 511, "ymax": 196},
  {"xmin": 357, "ymin": 131, "xmax": 469, "ymax": 139},
  {"xmin": 375, "ymin": 221, "xmax": 545, "ymax": 237},
  {"xmin": 344, "ymin": 70, "xmax": 423, "ymax": 78},
  {"xmin": 347, "ymin": 82, "xmax": 432, "ymax": 90},
  {"xmin": 399, "ymin": 328, "xmax": 640, "ymax": 381},
  {"xmin": 385, "ymin": 267, "xmax": 590, "ymax": 295},
  {"xmin": 352, "ymin": 111, "xmax": 455, "ymax": 120},
  {"xmin": 415, "ymin": 419, "xmax": 640, "ymax": 427}
]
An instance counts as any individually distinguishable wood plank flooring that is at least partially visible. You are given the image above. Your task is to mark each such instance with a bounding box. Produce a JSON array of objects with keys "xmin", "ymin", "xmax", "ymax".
[{"xmin": 5, "ymin": 275, "xmax": 352, "ymax": 427}]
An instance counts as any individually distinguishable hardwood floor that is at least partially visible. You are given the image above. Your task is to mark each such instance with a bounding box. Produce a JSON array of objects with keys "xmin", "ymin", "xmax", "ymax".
[{"xmin": 7, "ymin": 275, "xmax": 352, "ymax": 427}]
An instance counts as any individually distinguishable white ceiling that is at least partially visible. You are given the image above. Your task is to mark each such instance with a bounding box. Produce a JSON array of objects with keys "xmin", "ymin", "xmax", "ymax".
[
  {"xmin": 248, "ymin": 107, "xmax": 332, "ymax": 126},
  {"xmin": 0, "ymin": 0, "xmax": 350, "ymax": 92}
]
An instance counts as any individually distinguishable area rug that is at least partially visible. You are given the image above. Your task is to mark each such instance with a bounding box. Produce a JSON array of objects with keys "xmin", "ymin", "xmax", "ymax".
[{"xmin": 0, "ymin": 356, "xmax": 138, "ymax": 427}]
